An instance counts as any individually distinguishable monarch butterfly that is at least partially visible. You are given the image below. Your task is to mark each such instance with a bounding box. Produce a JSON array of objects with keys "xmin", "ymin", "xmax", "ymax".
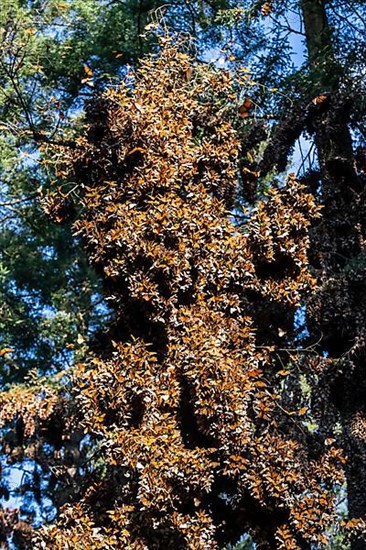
[
  {"xmin": 312, "ymin": 94, "xmax": 328, "ymax": 105},
  {"xmin": 238, "ymin": 98, "xmax": 253, "ymax": 118},
  {"xmin": 0, "ymin": 348, "xmax": 13, "ymax": 357},
  {"xmin": 183, "ymin": 67, "xmax": 193, "ymax": 81},
  {"xmin": 83, "ymin": 64, "xmax": 93, "ymax": 78},
  {"xmin": 261, "ymin": 1, "xmax": 273, "ymax": 16},
  {"xmin": 81, "ymin": 64, "xmax": 94, "ymax": 85}
]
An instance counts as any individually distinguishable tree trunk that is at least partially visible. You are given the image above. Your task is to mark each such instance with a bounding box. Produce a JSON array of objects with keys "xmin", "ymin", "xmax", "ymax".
[{"xmin": 300, "ymin": 0, "xmax": 366, "ymax": 544}]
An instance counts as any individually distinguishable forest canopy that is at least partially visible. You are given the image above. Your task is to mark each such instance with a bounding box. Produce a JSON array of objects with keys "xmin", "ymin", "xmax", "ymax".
[{"xmin": 0, "ymin": 1, "xmax": 366, "ymax": 549}]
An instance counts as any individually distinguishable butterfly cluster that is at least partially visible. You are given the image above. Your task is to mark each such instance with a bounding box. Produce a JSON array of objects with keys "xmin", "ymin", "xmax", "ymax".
[{"xmin": 18, "ymin": 37, "xmax": 360, "ymax": 548}]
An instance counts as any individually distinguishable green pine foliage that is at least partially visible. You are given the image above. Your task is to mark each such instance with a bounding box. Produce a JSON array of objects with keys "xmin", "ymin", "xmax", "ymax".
[
  {"xmin": 0, "ymin": 0, "xmax": 163, "ymax": 379},
  {"xmin": 1, "ymin": 0, "xmax": 366, "ymax": 548}
]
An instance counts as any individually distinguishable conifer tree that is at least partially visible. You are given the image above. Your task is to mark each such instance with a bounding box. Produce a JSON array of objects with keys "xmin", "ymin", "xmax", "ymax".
[
  {"xmin": 179, "ymin": 4, "xmax": 366, "ymax": 546},
  {"xmin": 15, "ymin": 37, "xmax": 356, "ymax": 549},
  {"xmin": 1, "ymin": 1, "xmax": 366, "ymax": 547},
  {"xmin": 0, "ymin": 0, "xmax": 164, "ymax": 378}
]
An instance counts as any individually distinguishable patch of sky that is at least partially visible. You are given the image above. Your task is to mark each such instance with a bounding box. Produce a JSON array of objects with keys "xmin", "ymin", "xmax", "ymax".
[
  {"xmin": 39, "ymin": 245, "xmax": 56, "ymax": 261},
  {"xmin": 1, "ymin": 456, "xmax": 57, "ymax": 528},
  {"xmin": 280, "ymin": 8, "xmax": 306, "ymax": 68},
  {"xmin": 5, "ymin": 280, "xmax": 41, "ymax": 306},
  {"xmin": 201, "ymin": 46, "xmax": 226, "ymax": 67},
  {"xmin": 293, "ymin": 304, "xmax": 310, "ymax": 341},
  {"xmin": 90, "ymin": 291, "xmax": 112, "ymax": 323},
  {"xmin": 292, "ymin": 132, "xmax": 318, "ymax": 177},
  {"xmin": 227, "ymin": 533, "xmax": 256, "ymax": 550}
]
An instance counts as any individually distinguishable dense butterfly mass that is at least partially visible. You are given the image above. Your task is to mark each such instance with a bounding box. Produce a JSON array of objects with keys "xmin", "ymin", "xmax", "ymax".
[{"xmin": 0, "ymin": 38, "xmax": 362, "ymax": 548}]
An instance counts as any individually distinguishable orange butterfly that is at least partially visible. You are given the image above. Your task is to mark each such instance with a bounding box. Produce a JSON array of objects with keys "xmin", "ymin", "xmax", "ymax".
[
  {"xmin": 312, "ymin": 94, "xmax": 328, "ymax": 105},
  {"xmin": 238, "ymin": 98, "xmax": 253, "ymax": 118}
]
